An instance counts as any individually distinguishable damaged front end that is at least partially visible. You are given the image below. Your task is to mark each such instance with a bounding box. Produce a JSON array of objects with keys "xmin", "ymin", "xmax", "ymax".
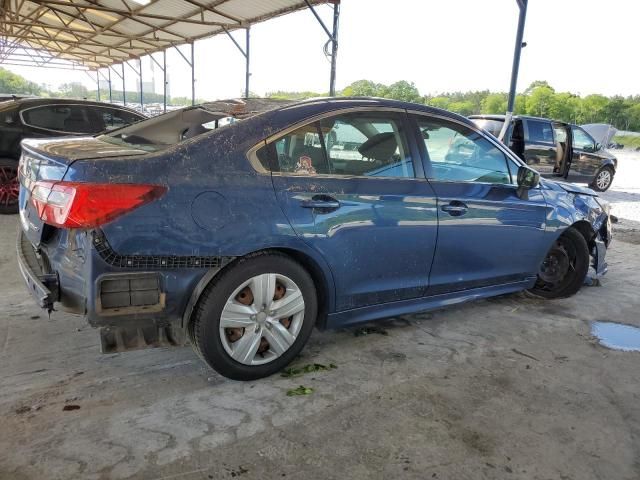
[{"xmin": 551, "ymin": 180, "xmax": 612, "ymax": 278}]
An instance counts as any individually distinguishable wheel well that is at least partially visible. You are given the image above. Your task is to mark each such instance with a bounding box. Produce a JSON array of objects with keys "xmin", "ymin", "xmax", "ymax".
[
  {"xmin": 569, "ymin": 220, "xmax": 596, "ymax": 249},
  {"xmin": 272, "ymin": 248, "xmax": 330, "ymax": 329},
  {"xmin": 183, "ymin": 248, "xmax": 331, "ymax": 331}
]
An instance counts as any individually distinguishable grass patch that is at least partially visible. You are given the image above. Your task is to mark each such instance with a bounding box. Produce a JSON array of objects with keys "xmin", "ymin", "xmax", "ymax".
[
  {"xmin": 286, "ymin": 385, "xmax": 314, "ymax": 396},
  {"xmin": 281, "ymin": 363, "xmax": 337, "ymax": 378},
  {"xmin": 613, "ymin": 135, "xmax": 640, "ymax": 149}
]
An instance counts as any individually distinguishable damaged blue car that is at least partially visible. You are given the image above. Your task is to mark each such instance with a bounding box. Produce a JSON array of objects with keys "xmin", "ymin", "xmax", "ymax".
[{"xmin": 17, "ymin": 97, "xmax": 611, "ymax": 380}]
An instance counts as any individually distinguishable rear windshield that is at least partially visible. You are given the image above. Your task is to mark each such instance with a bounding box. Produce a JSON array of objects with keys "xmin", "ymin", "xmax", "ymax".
[
  {"xmin": 471, "ymin": 118, "xmax": 505, "ymax": 138},
  {"xmin": 98, "ymin": 107, "xmax": 236, "ymax": 152}
]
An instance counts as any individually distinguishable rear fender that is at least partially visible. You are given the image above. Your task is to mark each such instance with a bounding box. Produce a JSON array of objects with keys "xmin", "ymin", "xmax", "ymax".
[{"xmin": 181, "ymin": 240, "xmax": 336, "ymax": 331}]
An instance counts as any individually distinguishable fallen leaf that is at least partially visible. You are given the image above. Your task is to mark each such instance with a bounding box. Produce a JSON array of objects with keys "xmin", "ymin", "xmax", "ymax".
[{"xmin": 286, "ymin": 385, "xmax": 314, "ymax": 396}]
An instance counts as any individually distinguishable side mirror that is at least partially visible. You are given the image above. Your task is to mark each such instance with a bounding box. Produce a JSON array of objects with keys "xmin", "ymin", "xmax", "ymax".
[
  {"xmin": 595, "ymin": 142, "xmax": 602, "ymax": 151},
  {"xmin": 517, "ymin": 165, "xmax": 540, "ymax": 189}
]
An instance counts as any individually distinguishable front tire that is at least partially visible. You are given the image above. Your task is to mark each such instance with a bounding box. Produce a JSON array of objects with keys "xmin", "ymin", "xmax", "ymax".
[
  {"xmin": 0, "ymin": 158, "xmax": 19, "ymax": 215},
  {"xmin": 189, "ymin": 252, "xmax": 317, "ymax": 380},
  {"xmin": 591, "ymin": 165, "xmax": 614, "ymax": 192},
  {"xmin": 529, "ymin": 227, "xmax": 590, "ymax": 299}
]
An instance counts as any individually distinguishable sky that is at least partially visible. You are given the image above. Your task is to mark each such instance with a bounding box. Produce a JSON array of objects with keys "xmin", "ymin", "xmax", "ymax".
[{"xmin": 5, "ymin": 0, "xmax": 640, "ymax": 100}]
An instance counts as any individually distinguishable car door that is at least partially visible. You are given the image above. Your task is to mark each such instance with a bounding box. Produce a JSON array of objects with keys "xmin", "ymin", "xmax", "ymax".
[
  {"xmin": 410, "ymin": 113, "xmax": 548, "ymax": 295},
  {"xmin": 569, "ymin": 126, "xmax": 602, "ymax": 182},
  {"xmin": 523, "ymin": 118, "xmax": 557, "ymax": 176},
  {"xmin": 258, "ymin": 109, "xmax": 439, "ymax": 311}
]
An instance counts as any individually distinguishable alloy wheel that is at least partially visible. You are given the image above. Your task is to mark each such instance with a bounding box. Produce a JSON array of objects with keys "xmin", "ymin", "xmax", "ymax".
[
  {"xmin": 219, "ymin": 273, "xmax": 305, "ymax": 366},
  {"xmin": 596, "ymin": 169, "xmax": 612, "ymax": 191},
  {"xmin": 0, "ymin": 165, "xmax": 19, "ymax": 208}
]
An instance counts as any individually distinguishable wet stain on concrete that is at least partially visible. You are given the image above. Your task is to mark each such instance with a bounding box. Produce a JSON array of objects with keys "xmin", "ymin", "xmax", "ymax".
[{"xmin": 591, "ymin": 321, "xmax": 640, "ymax": 352}]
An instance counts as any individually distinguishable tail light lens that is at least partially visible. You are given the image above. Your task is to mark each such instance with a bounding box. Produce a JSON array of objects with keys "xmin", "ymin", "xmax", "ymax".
[{"xmin": 30, "ymin": 181, "xmax": 166, "ymax": 228}]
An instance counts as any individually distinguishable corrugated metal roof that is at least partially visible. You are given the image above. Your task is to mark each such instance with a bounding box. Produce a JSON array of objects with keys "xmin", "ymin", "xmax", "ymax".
[{"xmin": 0, "ymin": 0, "xmax": 330, "ymax": 70}]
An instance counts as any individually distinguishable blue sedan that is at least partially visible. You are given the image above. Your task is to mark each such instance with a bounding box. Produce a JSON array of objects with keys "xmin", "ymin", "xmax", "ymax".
[{"xmin": 17, "ymin": 98, "xmax": 611, "ymax": 380}]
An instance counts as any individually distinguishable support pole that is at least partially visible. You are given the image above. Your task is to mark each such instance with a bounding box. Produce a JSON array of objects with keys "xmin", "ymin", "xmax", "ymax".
[
  {"xmin": 108, "ymin": 68, "xmax": 112, "ymax": 103},
  {"xmin": 122, "ymin": 63, "xmax": 126, "ymax": 106},
  {"xmin": 304, "ymin": 0, "xmax": 340, "ymax": 96},
  {"xmin": 499, "ymin": 0, "xmax": 528, "ymax": 141},
  {"xmin": 139, "ymin": 58, "xmax": 143, "ymax": 109},
  {"xmin": 223, "ymin": 26, "xmax": 251, "ymax": 98},
  {"xmin": 163, "ymin": 50, "xmax": 167, "ymax": 112},
  {"xmin": 96, "ymin": 70, "xmax": 100, "ymax": 101},
  {"xmin": 329, "ymin": 1, "xmax": 340, "ymax": 96},
  {"xmin": 191, "ymin": 42, "xmax": 195, "ymax": 106},
  {"xmin": 245, "ymin": 27, "xmax": 251, "ymax": 99},
  {"xmin": 173, "ymin": 43, "xmax": 195, "ymax": 106}
]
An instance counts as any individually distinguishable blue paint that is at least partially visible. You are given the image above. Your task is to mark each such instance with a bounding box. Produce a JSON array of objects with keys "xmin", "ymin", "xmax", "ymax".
[
  {"xmin": 17, "ymin": 97, "xmax": 612, "ymax": 332},
  {"xmin": 592, "ymin": 322, "xmax": 640, "ymax": 352}
]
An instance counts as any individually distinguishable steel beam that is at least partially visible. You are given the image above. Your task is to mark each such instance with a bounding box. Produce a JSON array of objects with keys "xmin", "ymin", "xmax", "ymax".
[
  {"xmin": 222, "ymin": 26, "xmax": 251, "ymax": 98},
  {"xmin": 329, "ymin": 1, "xmax": 339, "ymax": 96},
  {"xmin": 139, "ymin": 58, "xmax": 144, "ymax": 109},
  {"xmin": 191, "ymin": 42, "xmax": 195, "ymax": 105},
  {"xmin": 245, "ymin": 27, "xmax": 251, "ymax": 99},
  {"xmin": 304, "ymin": 0, "xmax": 340, "ymax": 96},
  {"xmin": 499, "ymin": 0, "xmax": 528, "ymax": 141}
]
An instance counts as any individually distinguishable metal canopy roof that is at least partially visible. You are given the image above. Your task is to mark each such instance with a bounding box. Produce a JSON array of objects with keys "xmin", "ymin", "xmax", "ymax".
[{"xmin": 0, "ymin": 0, "xmax": 327, "ymax": 69}]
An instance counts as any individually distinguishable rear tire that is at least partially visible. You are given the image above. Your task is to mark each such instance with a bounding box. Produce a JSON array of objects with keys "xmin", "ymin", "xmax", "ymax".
[
  {"xmin": 189, "ymin": 252, "xmax": 317, "ymax": 381},
  {"xmin": 0, "ymin": 158, "xmax": 19, "ymax": 215},
  {"xmin": 528, "ymin": 227, "xmax": 590, "ymax": 299},
  {"xmin": 591, "ymin": 165, "xmax": 614, "ymax": 192}
]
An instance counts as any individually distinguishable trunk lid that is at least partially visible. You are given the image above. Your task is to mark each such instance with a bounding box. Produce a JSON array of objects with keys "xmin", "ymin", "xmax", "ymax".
[{"xmin": 18, "ymin": 137, "xmax": 148, "ymax": 245}]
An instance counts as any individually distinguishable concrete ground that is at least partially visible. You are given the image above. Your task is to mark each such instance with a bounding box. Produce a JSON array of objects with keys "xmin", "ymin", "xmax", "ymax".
[{"xmin": 1, "ymin": 152, "xmax": 640, "ymax": 480}]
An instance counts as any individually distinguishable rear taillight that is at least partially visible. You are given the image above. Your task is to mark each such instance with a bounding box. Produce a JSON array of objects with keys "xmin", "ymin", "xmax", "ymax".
[{"xmin": 30, "ymin": 181, "xmax": 166, "ymax": 228}]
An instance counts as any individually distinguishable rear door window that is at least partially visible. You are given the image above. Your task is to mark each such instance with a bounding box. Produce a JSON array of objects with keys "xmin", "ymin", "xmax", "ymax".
[
  {"xmin": 21, "ymin": 104, "xmax": 106, "ymax": 134},
  {"xmin": 255, "ymin": 112, "xmax": 415, "ymax": 179},
  {"xmin": 22, "ymin": 105, "xmax": 70, "ymax": 132},
  {"xmin": 525, "ymin": 119, "xmax": 554, "ymax": 144}
]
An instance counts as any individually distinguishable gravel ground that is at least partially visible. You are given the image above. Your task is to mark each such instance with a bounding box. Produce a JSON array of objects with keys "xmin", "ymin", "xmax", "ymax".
[{"xmin": 1, "ymin": 152, "xmax": 639, "ymax": 480}]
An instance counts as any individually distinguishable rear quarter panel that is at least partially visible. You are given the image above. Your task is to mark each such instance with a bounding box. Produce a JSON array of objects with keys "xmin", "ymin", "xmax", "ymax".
[{"xmin": 62, "ymin": 112, "xmax": 338, "ymax": 312}]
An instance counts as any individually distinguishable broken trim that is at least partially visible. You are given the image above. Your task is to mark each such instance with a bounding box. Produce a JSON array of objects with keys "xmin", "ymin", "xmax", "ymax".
[{"xmin": 92, "ymin": 231, "xmax": 234, "ymax": 269}]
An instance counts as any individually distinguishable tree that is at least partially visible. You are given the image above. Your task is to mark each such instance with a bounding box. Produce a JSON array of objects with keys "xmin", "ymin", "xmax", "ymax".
[
  {"xmin": 425, "ymin": 96, "xmax": 450, "ymax": 110},
  {"xmin": 581, "ymin": 94, "xmax": 609, "ymax": 123},
  {"xmin": 58, "ymin": 82, "xmax": 90, "ymax": 99},
  {"xmin": 524, "ymin": 80, "xmax": 554, "ymax": 95},
  {"xmin": 448, "ymin": 101, "xmax": 476, "ymax": 116},
  {"xmin": 525, "ymin": 86, "xmax": 556, "ymax": 117},
  {"xmin": 481, "ymin": 93, "xmax": 507, "ymax": 114},
  {"xmin": 0, "ymin": 67, "xmax": 42, "ymax": 95},
  {"xmin": 341, "ymin": 80, "xmax": 386, "ymax": 97},
  {"xmin": 384, "ymin": 81, "xmax": 421, "ymax": 103}
]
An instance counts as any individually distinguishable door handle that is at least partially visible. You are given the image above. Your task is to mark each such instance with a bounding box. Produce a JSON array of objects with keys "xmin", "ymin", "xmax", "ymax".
[
  {"xmin": 441, "ymin": 201, "xmax": 468, "ymax": 216},
  {"xmin": 300, "ymin": 195, "xmax": 341, "ymax": 211}
]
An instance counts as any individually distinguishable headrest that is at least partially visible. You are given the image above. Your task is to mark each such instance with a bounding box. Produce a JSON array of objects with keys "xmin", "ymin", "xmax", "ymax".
[{"xmin": 358, "ymin": 132, "xmax": 397, "ymax": 161}]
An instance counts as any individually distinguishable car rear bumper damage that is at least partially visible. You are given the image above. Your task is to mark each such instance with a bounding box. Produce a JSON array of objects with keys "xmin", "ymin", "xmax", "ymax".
[
  {"xmin": 16, "ymin": 230, "xmax": 59, "ymax": 311},
  {"xmin": 18, "ymin": 227, "xmax": 233, "ymax": 352}
]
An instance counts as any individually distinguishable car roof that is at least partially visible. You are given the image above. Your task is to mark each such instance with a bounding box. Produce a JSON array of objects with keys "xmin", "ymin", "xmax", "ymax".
[{"xmin": 199, "ymin": 96, "xmax": 474, "ymax": 127}]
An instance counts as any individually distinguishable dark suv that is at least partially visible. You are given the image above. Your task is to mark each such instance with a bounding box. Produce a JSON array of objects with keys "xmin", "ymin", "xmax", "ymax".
[
  {"xmin": 0, "ymin": 98, "xmax": 146, "ymax": 214},
  {"xmin": 469, "ymin": 115, "xmax": 617, "ymax": 192}
]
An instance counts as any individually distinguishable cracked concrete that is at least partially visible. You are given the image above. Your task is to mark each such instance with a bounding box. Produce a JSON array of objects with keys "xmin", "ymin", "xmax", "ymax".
[{"xmin": 1, "ymin": 153, "xmax": 640, "ymax": 480}]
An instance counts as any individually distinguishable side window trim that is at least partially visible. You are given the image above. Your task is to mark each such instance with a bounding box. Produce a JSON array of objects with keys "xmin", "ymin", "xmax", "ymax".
[
  {"xmin": 251, "ymin": 109, "xmax": 423, "ymax": 181},
  {"xmin": 409, "ymin": 111, "xmax": 524, "ymax": 186}
]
